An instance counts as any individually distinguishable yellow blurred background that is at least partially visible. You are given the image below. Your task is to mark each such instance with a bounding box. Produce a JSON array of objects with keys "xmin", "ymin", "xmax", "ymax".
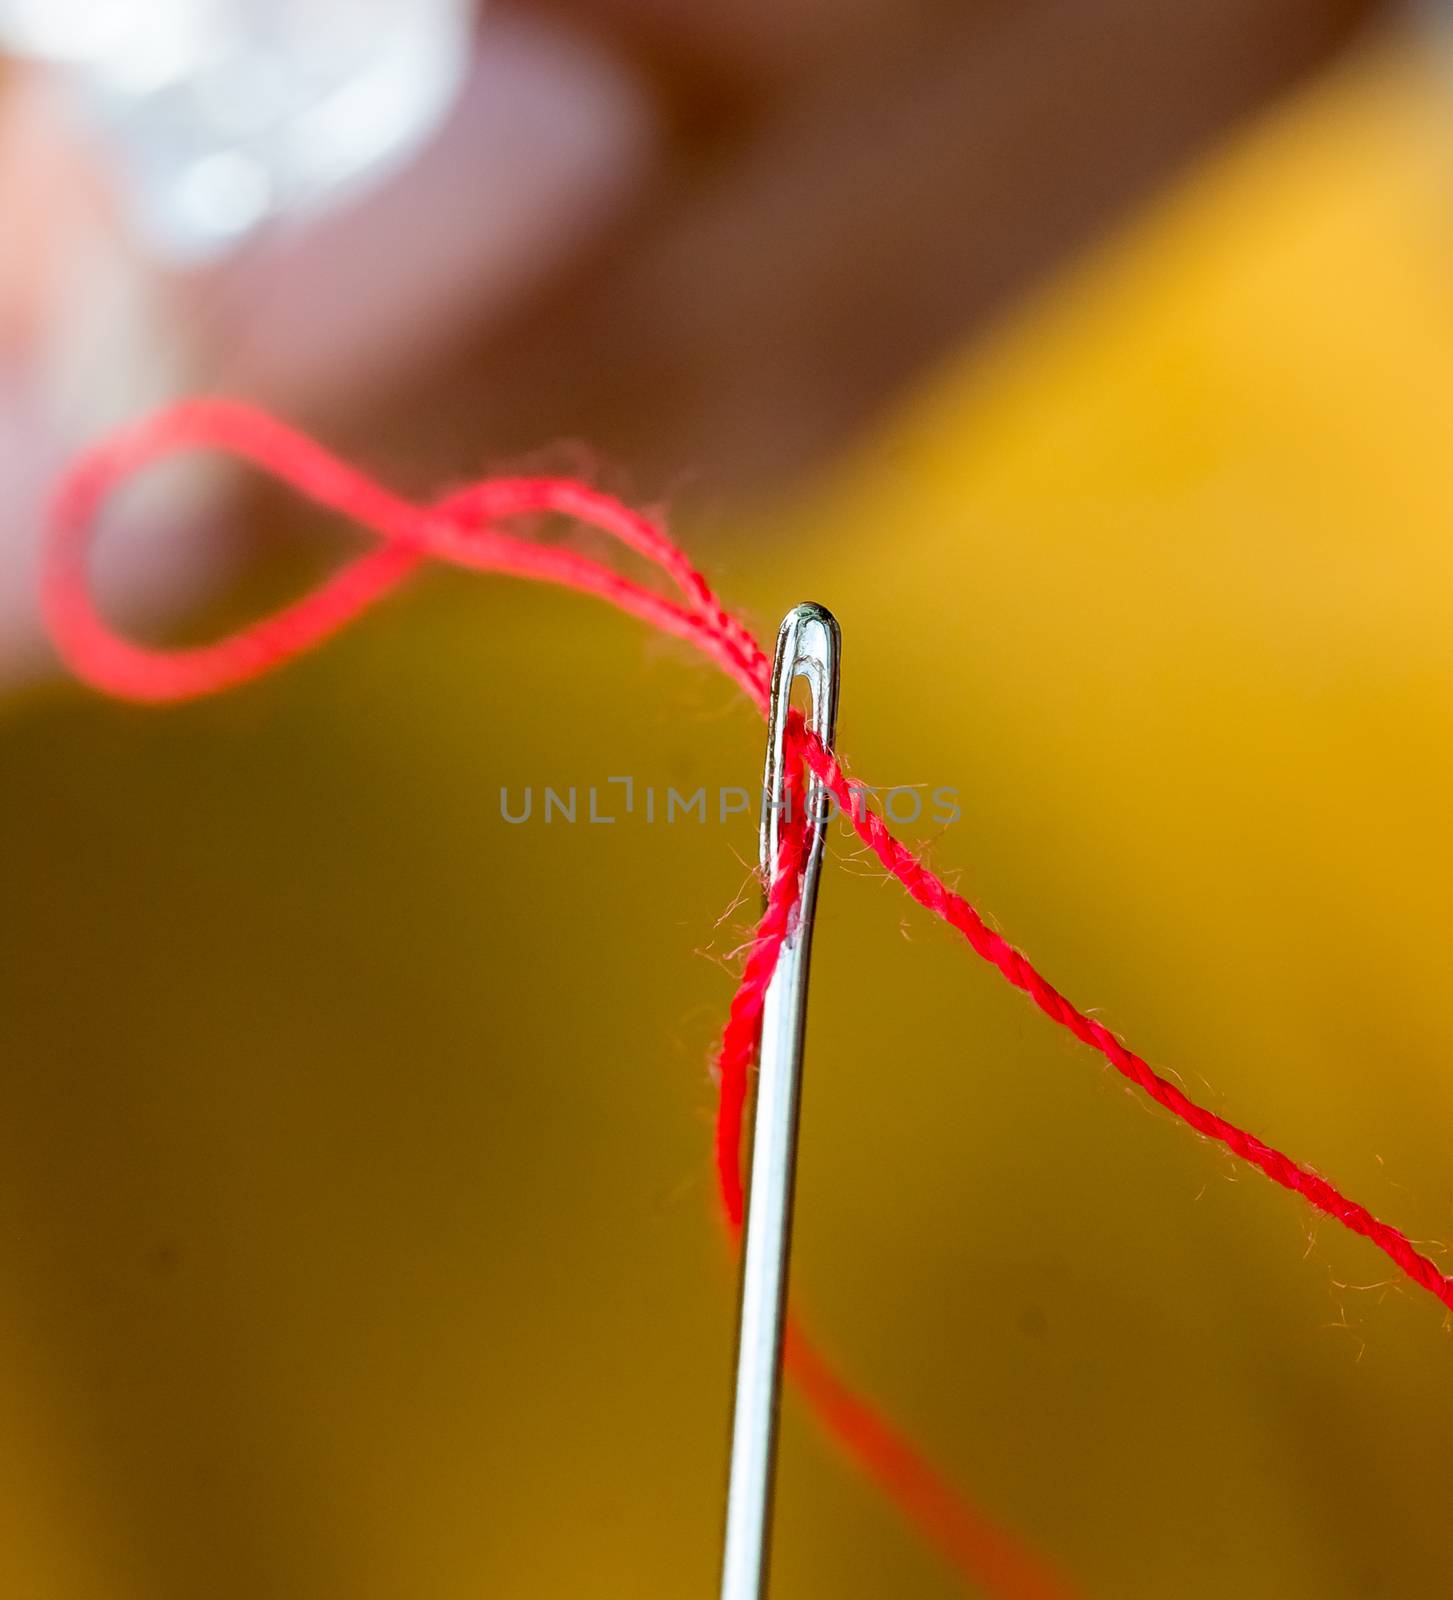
[{"xmin": 4, "ymin": 9, "xmax": 1453, "ymax": 1600}]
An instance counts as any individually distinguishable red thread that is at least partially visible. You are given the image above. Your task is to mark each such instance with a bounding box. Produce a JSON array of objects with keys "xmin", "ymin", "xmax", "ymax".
[
  {"xmin": 43, "ymin": 400, "xmax": 771, "ymax": 712},
  {"xmin": 795, "ymin": 738, "xmax": 1453, "ymax": 1310},
  {"xmin": 43, "ymin": 401, "xmax": 1078, "ymax": 1598},
  {"xmin": 783, "ymin": 1321, "xmax": 1076, "ymax": 1600},
  {"xmin": 714, "ymin": 747, "xmax": 808, "ymax": 1231},
  {"xmin": 41, "ymin": 398, "xmax": 1453, "ymax": 1595}
]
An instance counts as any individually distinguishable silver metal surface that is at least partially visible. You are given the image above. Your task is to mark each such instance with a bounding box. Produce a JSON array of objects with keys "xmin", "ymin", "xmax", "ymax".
[{"xmin": 720, "ymin": 603, "xmax": 841, "ymax": 1600}]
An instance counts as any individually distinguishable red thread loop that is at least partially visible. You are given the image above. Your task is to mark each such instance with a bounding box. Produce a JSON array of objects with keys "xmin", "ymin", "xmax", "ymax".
[{"xmin": 43, "ymin": 399, "xmax": 772, "ymax": 711}]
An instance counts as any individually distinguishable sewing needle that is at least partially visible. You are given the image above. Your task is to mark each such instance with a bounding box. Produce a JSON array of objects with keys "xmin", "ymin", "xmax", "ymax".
[{"xmin": 720, "ymin": 603, "xmax": 841, "ymax": 1600}]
